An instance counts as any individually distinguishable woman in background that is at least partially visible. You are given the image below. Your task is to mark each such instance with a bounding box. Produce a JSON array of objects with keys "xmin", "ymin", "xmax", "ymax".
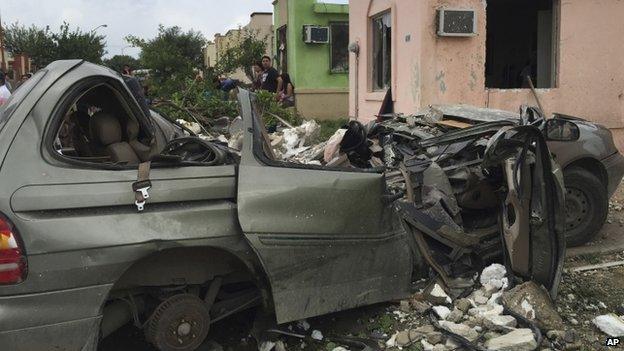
[{"xmin": 277, "ymin": 73, "xmax": 295, "ymax": 107}]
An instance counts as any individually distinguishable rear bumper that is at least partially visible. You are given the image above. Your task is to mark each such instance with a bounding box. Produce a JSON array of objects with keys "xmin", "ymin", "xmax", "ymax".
[
  {"xmin": 602, "ymin": 152, "xmax": 624, "ymax": 198},
  {"xmin": 0, "ymin": 284, "xmax": 111, "ymax": 350}
]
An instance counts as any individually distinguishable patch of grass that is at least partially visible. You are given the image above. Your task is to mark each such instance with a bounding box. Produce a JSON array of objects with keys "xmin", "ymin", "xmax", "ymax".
[
  {"xmin": 369, "ymin": 313, "xmax": 395, "ymax": 334},
  {"xmin": 314, "ymin": 118, "xmax": 349, "ymax": 143},
  {"xmin": 406, "ymin": 344, "xmax": 424, "ymax": 351},
  {"xmin": 577, "ymin": 253, "xmax": 602, "ymax": 265}
]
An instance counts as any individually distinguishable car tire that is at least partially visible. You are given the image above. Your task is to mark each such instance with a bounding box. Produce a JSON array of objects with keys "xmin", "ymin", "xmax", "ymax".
[{"xmin": 563, "ymin": 167, "xmax": 608, "ymax": 247}]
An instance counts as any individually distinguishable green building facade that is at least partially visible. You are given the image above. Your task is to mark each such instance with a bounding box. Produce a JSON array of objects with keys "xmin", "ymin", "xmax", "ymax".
[{"xmin": 273, "ymin": 0, "xmax": 349, "ymax": 119}]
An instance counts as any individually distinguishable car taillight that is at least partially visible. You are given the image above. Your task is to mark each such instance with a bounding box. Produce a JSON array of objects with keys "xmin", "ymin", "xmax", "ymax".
[{"xmin": 0, "ymin": 215, "xmax": 27, "ymax": 284}]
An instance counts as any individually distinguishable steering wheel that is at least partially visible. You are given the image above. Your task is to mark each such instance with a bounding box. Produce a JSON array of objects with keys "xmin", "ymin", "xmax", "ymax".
[{"xmin": 161, "ymin": 137, "xmax": 226, "ymax": 165}]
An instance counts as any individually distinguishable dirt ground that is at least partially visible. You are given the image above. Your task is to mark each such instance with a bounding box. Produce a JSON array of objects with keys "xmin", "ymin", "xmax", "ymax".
[{"xmin": 101, "ymin": 181, "xmax": 624, "ymax": 351}]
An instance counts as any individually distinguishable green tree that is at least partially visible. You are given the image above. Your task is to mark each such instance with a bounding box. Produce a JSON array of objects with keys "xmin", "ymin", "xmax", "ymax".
[
  {"xmin": 3, "ymin": 23, "xmax": 56, "ymax": 67},
  {"xmin": 215, "ymin": 28, "xmax": 267, "ymax": 81},
  {"xmin": 126, "ymin": 25, "xmax": 205, "ymax": 94},
  {"xmin": 3, "ymin": 22, "xmax": 106, "ymax": 67},
  {"xmin": 52, "ymin": 22, "xmax": 106, "ymax": 63},
  {"xmin": 103, "ymin": 55, "xmax": 141, "ymax": 73}
]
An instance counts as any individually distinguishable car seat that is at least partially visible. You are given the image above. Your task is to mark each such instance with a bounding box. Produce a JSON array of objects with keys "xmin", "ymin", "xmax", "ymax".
[{"xmin": 90, "ymin": 112, "xmax": 140, "ymax": 164}]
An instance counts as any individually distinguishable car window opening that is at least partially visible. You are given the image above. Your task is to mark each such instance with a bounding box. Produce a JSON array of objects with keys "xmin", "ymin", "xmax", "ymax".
[
  {"xmin": 53, "ymin": 83, "xmax": 152, "ymax": 165},
  {"xmin": 486, "ymin": 0, "xmax": 557, "ymax": 89}
]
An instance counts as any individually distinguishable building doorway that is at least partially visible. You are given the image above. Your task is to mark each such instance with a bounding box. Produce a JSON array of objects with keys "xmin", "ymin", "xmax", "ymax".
[{"xmin": 277, "ymin": 25, "xmax": 288, "ymax": 74}]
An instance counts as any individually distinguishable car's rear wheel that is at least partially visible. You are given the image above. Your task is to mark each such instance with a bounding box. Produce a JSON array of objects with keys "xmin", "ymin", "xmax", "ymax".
[
  {"xmin": 564, "ymin": 167, "xmax": 608, "ymax": 247},
  {"xmin": 145, "ymin": 294, "xmax": 211, "ymax": 351}
]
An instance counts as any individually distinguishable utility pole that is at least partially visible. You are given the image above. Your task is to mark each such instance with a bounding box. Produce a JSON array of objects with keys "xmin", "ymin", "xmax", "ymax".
[{"xmin": 0, "ymin": 8, "xmax": 6, "ymax": 72}]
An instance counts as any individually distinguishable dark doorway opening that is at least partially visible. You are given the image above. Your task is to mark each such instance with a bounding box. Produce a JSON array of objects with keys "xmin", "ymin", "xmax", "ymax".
[
  {"xmin": 277, "ymin": 25, "xmax": 288, "ymax": 74},
  {"xmin": 485, "ymin": 0, "xmax": 557, "ymax": 89}
]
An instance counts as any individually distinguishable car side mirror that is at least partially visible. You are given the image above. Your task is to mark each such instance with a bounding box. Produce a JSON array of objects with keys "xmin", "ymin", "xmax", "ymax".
[{"xmin": 545, "ymin": 119, "xmax": 580, "ymax": 142}]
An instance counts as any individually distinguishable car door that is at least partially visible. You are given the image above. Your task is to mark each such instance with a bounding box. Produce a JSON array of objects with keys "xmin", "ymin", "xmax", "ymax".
[
  {"xmin": 236, "ymin": 90, "xmax": 413, "ymax": 324},
  {"xmin": 484, "ymin": 125, "xmax": 566, "ymax": 298}
]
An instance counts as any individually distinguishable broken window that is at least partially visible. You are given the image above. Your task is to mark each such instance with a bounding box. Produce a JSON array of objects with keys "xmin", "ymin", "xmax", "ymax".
[
  {"xmin": 372, "ymin": 12, "xmax": 391, "ymax": 91},
  {"xmin": 52, "ymin": 83, "xmax": 152, "ymax": 164},
  {"xmin": 485, "ymin": 0, "xmax": 557, "ymax": 89},
  {"xmin": 330, "ymin": 22, "xmax": 349, "ymax": 73}
]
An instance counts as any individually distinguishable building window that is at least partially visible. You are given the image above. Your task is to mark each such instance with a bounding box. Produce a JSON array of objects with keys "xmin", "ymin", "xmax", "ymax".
[
  {"xmin": 330, "ymin": 22, "xmax": 349, "ymax": 73},
  {"xmin": 372, "ymin": 12, "xmax": 391, "ymax": 91},
  {"xmin": 486, "ymin": 0, "xmax": 557, "ymax": 89}
]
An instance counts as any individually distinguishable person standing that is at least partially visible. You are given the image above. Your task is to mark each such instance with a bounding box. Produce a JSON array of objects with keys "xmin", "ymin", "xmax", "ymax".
[
  {"xmin": 251, "ymin": 61, "xmax": 263, "ymax": 91},
  {"xmin": 277, "ymin": 73, "xmax": 295, "ymax": 107},
  {"xmin": 260, "ymin": 56, "xmax": 281, "ymax": 93},
  {"xmin": 0, "ymin": 72, "xmax": 11, "ymax": 106}
]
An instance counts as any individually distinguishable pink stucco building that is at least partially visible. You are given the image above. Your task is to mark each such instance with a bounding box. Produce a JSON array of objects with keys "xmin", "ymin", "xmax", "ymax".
[{"xmin": 348, "ymin": 0, "xmax": 624, "ymax": 150}]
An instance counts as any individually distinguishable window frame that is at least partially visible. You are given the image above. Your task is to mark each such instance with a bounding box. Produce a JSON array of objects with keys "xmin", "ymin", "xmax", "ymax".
[
  {"xmin": 484, "ymin": 0, "xmax": 560, "ymax": 90},
  {"xmin": 329, "ymin": 21, "xmax": 350, "ymax": 74},
  {"xmin": 371, "ymin": 11, "xmax": 392, "ymax": 92},
  {"xmin": 43, "ymin": 76, "xmax": 151, "ymax": 170}
]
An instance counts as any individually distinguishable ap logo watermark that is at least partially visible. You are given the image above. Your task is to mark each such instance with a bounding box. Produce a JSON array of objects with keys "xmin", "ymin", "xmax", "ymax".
[{"xmin": 606, "ymin": 337, "xmax": 621, "ymax": 347}]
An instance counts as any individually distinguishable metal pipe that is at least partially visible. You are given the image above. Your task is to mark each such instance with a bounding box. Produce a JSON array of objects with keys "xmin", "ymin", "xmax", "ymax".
[{"xmin": 100, "ymin": 298, "xmax": 145, "ymax": 339}]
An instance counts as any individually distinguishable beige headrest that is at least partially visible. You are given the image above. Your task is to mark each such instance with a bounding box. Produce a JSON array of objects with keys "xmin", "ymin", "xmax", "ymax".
[{"xmin": 90, "ymin": 112, "xmax": 122, "ymax": 146}]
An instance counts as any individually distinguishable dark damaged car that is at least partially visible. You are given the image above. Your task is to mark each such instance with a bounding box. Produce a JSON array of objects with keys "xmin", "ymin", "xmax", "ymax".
[
  {"xmin": 409, "ymin": 105, "xmax": 624, "ymax": 247},
  {"xmin": 0, "ymin": 60, "xmax": 614, "ymax": 350}
]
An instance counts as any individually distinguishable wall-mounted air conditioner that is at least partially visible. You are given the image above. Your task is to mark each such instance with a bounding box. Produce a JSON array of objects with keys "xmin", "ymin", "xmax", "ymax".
[
  {"xmin": 303, "ymin": 25, "xmax": 330, "ymax": 44},
  {"xmin": 437, "ymin": 9, "xmax": 477, "ymax": 37}
]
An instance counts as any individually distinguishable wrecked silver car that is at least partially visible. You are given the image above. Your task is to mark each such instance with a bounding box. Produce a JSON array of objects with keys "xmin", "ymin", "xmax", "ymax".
[{"xmin": 0, "ymin": 61, "xmax": 566, "ymax": 351}]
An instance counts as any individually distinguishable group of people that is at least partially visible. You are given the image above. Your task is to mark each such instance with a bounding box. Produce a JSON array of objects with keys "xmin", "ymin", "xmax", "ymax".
[
  {"xmin": 252, "ymin": 56, "xmax": 295, "ymax": 107},
  {"xmin": 0, "ymin": 70, "xmax": 32, "ymax": 106}
]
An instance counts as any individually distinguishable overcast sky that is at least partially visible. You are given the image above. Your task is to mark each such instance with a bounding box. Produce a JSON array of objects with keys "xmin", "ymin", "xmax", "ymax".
[{"xmin": 0, "ymin": 0, "xmax": 284, "ymax": 58}]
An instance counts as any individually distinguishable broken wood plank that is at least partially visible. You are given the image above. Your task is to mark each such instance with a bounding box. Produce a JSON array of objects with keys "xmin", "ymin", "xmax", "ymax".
[
  {"xmin": 436, "ymin": 119, "xmax": 473, "ymax": 129},
  {"xmin": 571, "ymin": 260, "xmax": 624, "ymax": 273}
]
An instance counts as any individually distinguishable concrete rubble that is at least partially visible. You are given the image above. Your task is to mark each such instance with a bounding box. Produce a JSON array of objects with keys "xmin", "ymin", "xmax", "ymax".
[{"xmin": 593, "ymin": 314, "xmax": 624, "ymax": 337}]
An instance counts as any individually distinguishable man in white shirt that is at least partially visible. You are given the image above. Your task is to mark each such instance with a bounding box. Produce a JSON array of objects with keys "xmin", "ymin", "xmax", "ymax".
[{"xmin": 0, "ymin": 72, "xmax": 11, "ymax": 106}]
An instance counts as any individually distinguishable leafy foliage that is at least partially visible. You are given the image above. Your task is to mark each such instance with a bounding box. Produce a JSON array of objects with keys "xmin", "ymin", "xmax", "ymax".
[
  {"xmin": 154, "ymin": 76, "xmax": 239, "ymax": 124},
  {"xmin": 255, "ymin": 90, "xmax": 300, "ymax": 127},
  {"xmin": 103, "ymin": 55, "xmax": 141, "ymax": 73},
  {"xmin": 3, "ymin": 22, "xmax": 106, "ymax": 67},
  {"xmin": 52, "ymin": 22, "xmax": 106, "ymax": 63},
  {"xmin": 215, "ymin": 28, "xmax": 267, "ymax": 81},
  {"xmin": 126, "ymin": 25, "xmax": 205, "ymax": 92}
]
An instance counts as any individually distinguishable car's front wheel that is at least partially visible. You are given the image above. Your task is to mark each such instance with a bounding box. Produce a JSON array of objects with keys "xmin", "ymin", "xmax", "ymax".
[{"xmin": 564, "ymin": 167, "xmax": 608, "ymax": 247}]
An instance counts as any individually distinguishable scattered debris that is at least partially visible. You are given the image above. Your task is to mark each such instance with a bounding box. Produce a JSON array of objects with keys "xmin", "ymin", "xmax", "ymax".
[
  {"xmin": 484, "ymin": 328, "xmax": 537, "ymax": 350},
  {"xmin": 571, "ymin": 260, "xmax": 624, "ymax": 273},
  {"xmin": 176, "ymin": 118, "xmax": 202, "ymax": 134},
  {"xmin": 311, "ymin": 330, "xmax": 324, "ymax": 341},
  {"xmin": 426, "ymin": 284, "xmax": 453, "ymax": 305},
  {"xmin": 502, "ymin": 281, "xmax": 564, "ymax": 331},
  {"xmin": 593, "ymin": 314, "xmax": 624, "ymax": 337}
]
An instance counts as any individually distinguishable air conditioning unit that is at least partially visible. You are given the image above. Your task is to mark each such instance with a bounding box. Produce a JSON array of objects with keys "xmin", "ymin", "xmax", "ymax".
[
  {"xmin": 303, "ymin": 25, "xmax": 330, "ymax": 44},
  {"xmin": 437, "ymin": 9, "xmax": 477, "ymax": 37}
]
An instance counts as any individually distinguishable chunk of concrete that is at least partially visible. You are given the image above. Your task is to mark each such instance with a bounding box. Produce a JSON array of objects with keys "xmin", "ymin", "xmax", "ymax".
[
  {"xmin": 468, "ymin": 304, "xmax": 504, "ymax": 318},
  {"xmin": 438, "ymin": 321, "xmax": 479, "ymax": 341},
  {"xmin": 433, "ymin": 305, "xmax": 451, "ymax": 320},
  {"xmin": 593, "ymin": 314, "xmax": 624, "ymax": 337},
  {"xmin": 501, "ymin": 282, "xmax": 564, "ymax": 331},
  {"xmin": 455, "ymin": 298, "xmax": 473, "ymax": 312},
  {"xmin": 446, "ymin": 308, "xmax": 464, "ymax": 323},
  {"xmin": 426, "ymin": 283, "xmax": 452, "ymax": 305},
  {"xmin": 484, "ymin": 329, "xmax": 537, "ymax": 351},
  {"xmin": 480, "ymin": 263, "xmax": 508, "ymax": 290},
  {"xmin": 483, "ymin": 315, "xmax": 518, "ymax": 330}
]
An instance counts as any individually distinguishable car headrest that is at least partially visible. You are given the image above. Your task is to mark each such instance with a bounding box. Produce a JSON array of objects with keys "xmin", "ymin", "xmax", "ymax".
[
  {"xmin": 90, "ymin": 112, "xmax": 122, "ymax": 146},
  {"xmin": 127, "ymin": 119, "xmax": 140, "ymax": 141}
]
